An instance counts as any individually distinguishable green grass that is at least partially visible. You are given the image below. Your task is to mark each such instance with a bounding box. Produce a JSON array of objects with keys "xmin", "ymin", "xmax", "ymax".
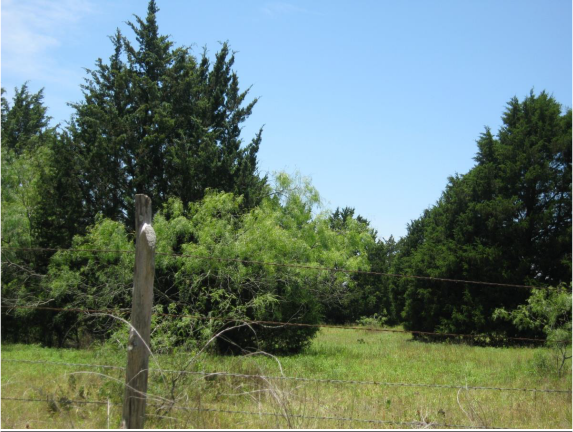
[{"xmin": 2, "ymin": 328, "xmax": 571, "ymax": 429}]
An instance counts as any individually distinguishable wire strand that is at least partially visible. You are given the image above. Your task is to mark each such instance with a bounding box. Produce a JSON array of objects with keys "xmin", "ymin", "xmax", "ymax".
[
  {"xmin": 2, "ymin": 246, "xmax": 559, "ymax": 291},
  {"xmin": 1, "ymin": 396, "xmax": 109, "ymax": 406},
  {"xmin": 0, "ymin": 304, "xmax": 548, "ymax": 343}
]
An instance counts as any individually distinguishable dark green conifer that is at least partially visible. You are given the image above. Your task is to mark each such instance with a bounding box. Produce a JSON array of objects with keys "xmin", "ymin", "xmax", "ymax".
[{"xmin": 70, "ymin": 0, "xmax": 266, "ymax": 226}]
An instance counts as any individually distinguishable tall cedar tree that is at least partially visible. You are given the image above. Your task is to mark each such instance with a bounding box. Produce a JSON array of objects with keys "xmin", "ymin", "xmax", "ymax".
[
  {"xmin": 391, "ymin": 91, "xmax": 572, "ymax": 340},
  {"xmin": 70, "ymin": 0, "xmax": 266, "ymax": 226},
  {"xmin": 1, "ymin": 85, "xmax": 50, "ymax": 154}
]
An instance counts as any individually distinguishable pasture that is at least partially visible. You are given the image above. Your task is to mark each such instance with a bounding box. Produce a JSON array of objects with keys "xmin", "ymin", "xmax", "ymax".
[{"xmin": 1, "ymin": 327, "xmax": 571, "ymax": 429}]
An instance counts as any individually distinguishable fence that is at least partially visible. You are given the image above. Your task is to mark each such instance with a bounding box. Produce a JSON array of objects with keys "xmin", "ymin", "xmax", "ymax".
[
  {"xmin": 1, "ymin": 337, "xmax": 571, "ymax": 429},
  {"xmin": 1, "ymin": 195, "xmax": 571, "ymax": 429},
  {"xmin": 0, "ymin": 396, "xmax": 499, "ymax": 429}
]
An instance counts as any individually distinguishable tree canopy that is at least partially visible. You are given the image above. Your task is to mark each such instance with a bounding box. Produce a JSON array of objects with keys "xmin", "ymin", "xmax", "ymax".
[
  {"xmin": 1, "ymin": 0, "xmax": 571, "ymax": 355},
  {"xmin": 70, "ymin": 0, "xmax": 266, "ymax": 227},
  {"xmin": 389, "ymin": 91, "xmax": 572, "ymax": 338},
  {"xmin": 1, "ymin": 84, "xmax": 51, "ymax": 155},
  {"xmin": 4, "ymin": 174, "xmax": 373, "ymax": 352}
]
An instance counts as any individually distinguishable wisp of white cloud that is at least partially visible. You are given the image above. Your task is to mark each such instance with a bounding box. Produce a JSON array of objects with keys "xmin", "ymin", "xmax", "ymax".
[{"xmin": 2, "ymin": 0, "xmax": 96, "ymax": 84}]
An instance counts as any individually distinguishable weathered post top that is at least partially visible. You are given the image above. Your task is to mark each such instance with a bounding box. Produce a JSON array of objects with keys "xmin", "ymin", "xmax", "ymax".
[
  {"xmin": 136, "ymin": 194, "xmax": 156, "ymax": 254},
  {"xmin": 135, "ymin": 194, "xmax": 153, "ymax": 233}
]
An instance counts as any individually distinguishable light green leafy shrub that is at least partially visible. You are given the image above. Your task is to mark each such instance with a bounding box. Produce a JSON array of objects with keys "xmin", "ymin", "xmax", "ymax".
[
  {"xmin": 494, "ymin": 286, "xmax": 572, "ymax": 376},
  {"xmin": 44, "ymin": 173, "xmax": 373, "ymax": 354}
]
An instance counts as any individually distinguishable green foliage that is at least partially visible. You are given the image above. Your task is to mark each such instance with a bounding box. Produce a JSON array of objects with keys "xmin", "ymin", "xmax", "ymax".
[
  {"xmin": 494, "ymin": 286, "xmax": 572, "ymax": 376},
  {"xmin": 493, "ymin": 287, "xmax": 572, "ymax": 337},
  {"xmin": 1, "ymin": 146, "xmax": 48, "ymax": 248},
  {"xmin": 1, "ymin": 84, "xmax": 50, "ymax": 155},
  {"xmin": 46, "ymin": 217, "xmax": 135, "ymax": 308},
  {"xmin": 391, "ymin": 91, "xmax": 572, "ymax": 338},
  {"xmin": 2, "ymin": 2, "xmax": 570, "ymax": 356},
  {"xmin": 0, "ymin": 85, "xmax": 69, "ymax": 345},
  {"xmin": 356, "ymin": 313, "xmax": 388, "ymax": 328},
  {"xmin": 322, "ymin": 207, "xmax": 398, "ymax": 324},
  {"xmin": 1, "ymin": 145, "xmax": 53, "ymax": 342},
  {"xmin": 22, "ymin": 218, "xmax": 135, "ymax": 347},
  {"xmin": 31, "ymin": 131, "xmax": 89, "ymax": 249},
  {"xmin": 1, "ymin": 84, "xmax": 86, "ymax": 252},
  {"xmin": 70, "ymin": 0, "xmax": 266, "ymax": 227},
  {"xmin": 26, "ymin": 174, "xmax": 371, "ymax": 353},
  {"xmin": 1, "ymin": 0, "xmax": 267, "ymax": 345},
  {"xmin": 151, "ymin": 173, "xmax": 372, "ymax": 353},
  {"xmin": 1, "ymin": 84, "xmax": 56, "ymax": 249}
]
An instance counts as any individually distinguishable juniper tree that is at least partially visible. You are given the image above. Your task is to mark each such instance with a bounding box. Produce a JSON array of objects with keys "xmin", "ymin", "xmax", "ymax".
[
  {"xmin": 70, "ymin": 0, "xmax": 266, "ymax": 227},
  {"xmin": 392, "ymin": 91, "xmax": 572, "ymax": 339},
  {"xmin": 1, "ymin": 84, "xmax": 51, "ymax": 155}
]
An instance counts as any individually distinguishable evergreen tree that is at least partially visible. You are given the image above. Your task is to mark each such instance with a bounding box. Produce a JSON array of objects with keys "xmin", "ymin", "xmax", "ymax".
[
  {"xmin": 1, "ymin": 84, "xmax": 50, "ymax": 154},
  {"xmin": 32, "ymin": 131, "xmax": 88, "ymax": 249},
  {"xmin": 70, "ymin": 0, "xmax": 266, "ymax": 227},
  {"xmin": 392, "ymin": 91, "xmax": 572, "ymax": 339}
]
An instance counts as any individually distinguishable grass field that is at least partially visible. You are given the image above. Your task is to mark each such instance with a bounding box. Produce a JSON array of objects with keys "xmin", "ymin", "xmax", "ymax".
[{"xmin": 1, "ymin": 327, "xmax": 571, "ymax": 429}]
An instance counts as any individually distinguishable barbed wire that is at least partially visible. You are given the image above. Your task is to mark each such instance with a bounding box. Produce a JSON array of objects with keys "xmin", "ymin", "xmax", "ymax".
[
  {"xmin": 1, "ymin": 305, "xmax": 131, "ymax": 315},
  {"xmin": 2, "ymin": 246, "xmax": 134, "ymax": 256},
  {"xmin": 0, "ymin": 396, "xmax": 498, "ymax": 429},
  {"xmin": 3, "ymin": 359, "xmax": 571, "ymax": 394},
  {"xmin": 0, "ymin": 304, "xmax": 548, "ymax": 343},
  {"xmin": 2, "ymin": 246, "xmax": 568, "ymax": 431},
  {"xmin": 1, "ymin": 396, "xmax": 110, "ymax": 406},
  {"xmin": 2, "ymin": 246, "xmax": 559, "ymax": 291}
]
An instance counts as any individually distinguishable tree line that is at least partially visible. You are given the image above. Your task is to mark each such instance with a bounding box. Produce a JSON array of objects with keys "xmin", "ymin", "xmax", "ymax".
[{"xmin": 2, "ymin": 1, "xmax": 571, "ymax": 353}]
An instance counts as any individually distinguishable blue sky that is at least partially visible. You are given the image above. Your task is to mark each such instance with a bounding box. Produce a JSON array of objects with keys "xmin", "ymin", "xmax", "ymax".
[{"xmin": 2, "ymin": 0, "xmax": 571, "ymax": 240}]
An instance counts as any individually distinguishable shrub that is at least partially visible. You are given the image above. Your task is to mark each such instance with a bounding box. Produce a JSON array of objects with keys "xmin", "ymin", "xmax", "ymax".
[
  {"xmin": 40, "ymin": 173, "xmax": 373, "ymax": 354},
  {"xmin": 494, "ymin": 286, "xmax": 572, "ymax": 376}
]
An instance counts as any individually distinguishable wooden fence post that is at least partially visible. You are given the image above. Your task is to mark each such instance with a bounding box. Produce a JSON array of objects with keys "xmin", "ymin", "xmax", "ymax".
[{"xmin": 121, "ymin": 194, "xmax": 156, "ymax": 429}]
